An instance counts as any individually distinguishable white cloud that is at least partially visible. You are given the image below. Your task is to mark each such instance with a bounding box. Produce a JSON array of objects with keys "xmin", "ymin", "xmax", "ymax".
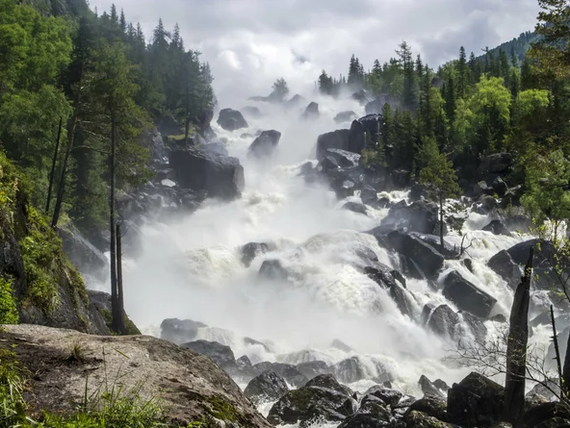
[{"xmin": 90, "ymin": 0, "xmax": 540, "ymax": 107}]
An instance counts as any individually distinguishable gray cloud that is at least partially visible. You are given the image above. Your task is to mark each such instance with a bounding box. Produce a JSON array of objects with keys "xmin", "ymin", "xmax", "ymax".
[{"xmin": 90, "ymin": 0, "xmax": 540, "ymax": 106}]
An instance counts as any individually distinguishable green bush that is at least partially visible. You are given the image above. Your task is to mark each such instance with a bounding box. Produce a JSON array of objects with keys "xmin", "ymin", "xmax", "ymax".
[{"xmin": 0, "ymin": 277, "xmax": 19, "ymax": 324}]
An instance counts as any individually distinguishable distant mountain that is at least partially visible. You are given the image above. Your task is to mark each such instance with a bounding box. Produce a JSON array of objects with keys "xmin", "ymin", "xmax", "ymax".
[{"xmin": 477, "ymin": 31, "xmax": 537, "ymax": 63}]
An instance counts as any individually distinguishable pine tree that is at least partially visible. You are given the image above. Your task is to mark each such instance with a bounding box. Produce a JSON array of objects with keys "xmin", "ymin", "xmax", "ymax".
[
  {"xmin": 458, "ymin": 46, "xmax": 468, "ymax": 98},
  {"xmin": 119, "ymin": 9, "xmax": 126, "ymax": 33}
]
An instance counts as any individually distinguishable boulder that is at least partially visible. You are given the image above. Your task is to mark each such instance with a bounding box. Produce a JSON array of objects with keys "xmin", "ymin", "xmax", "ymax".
[
  {"xmin": 524, "ymin": 402, "xmax": 570, "ymax": 428},
  {"xmin": 258, "ymin": 259, "xmax": 289, "ymax": 281},
  {"xmin": 506, "ymin": 239, "xmax": 563, "ymax": 290},
  {"xmin": 248, "ymin": 130, "xmax": 281, "ymax": 159},
  {"xmin": 442, "ymin": 271, "xmax": 497, "ymax": 318},
  {"xmin": 253, "ymin": 362, "xmax": 308, "ymax": 387},
  {"xmin": 381, "ymin": 200, "xmax": 440, "ymax": 235},
  {"xmin": 419, "ymin": 375, "xmax": 446, "ymax": 398},
  {"xmin": 447, "ymin": 372, "xmax": 504, "ymax": 427},
  {"xmin": 488, "ymin": 250, "xmax": 521, "ymax": 290},
  {"xmin": 407, "ymin": 395, "xmax": 448, "ymax": 421},
  {"xmin": 427, "ymin": 305, "xmax": 460, "ymax": 340},
  {"xmin": 491, "ymin": 176, "xmax": 509, "ymax": 198},
  {"xmin": 160, "ymin": 318, "xmax": 207, "ymax": 344},
  {"xmin": 365, "ymin": 385, "xmax": 403, "ymax": 407},
  {"xmin": 462, "ymin": 311, "xmax": 488, "ymax": 343},
  {"xmin": 236, "ymin": 355, "xmax": 256, "ymax": 379},
  {"xmin": 316, "ymin": 130, "xmax": 351, "ymax": 160},
  {"xmin": 404, "ymin": 411, "xmax": 452, "ymax": 428},
  {"xmin": 241, "ymin": 242, "xmax": 270, "ymax": 268},
  {"xmin": 386, "ymin": 230, "xmax": 445, "ymax": 280},
  {"xmin": 478, "ymin": 153, "xmax": 514, "ymax": 176},
  {"xmin": 473, "ymin": 180, "xmax": 495, "ymax": 198},
  {"xmin": 180, "ymin": 340, "xmax": 237, "ymax": 373},
  {"xmin": 348, "ymin": 114, "xmax": 382, "ymax": 154},
  {"xmin": 473, "ymin": 195, "xmax": 498, "ymax": 215},
  {"xmin": 301, "ymin": 102, "xmax": 320, "ymax": 120},
  {"xmin": 58, "ymin": 226, "xmax": 109, "ymax": 281},
  {"xmin": 244, "ymin": 371, "xmax": 289, "ymax": 404},
  {"xmin": 334, "ymin": 356, "xmax": 392, "ymax": 385},
  {"xmin": 409, "ymin": 232, "xmax": 459, "ymax": 259},
  {"xmin": 352, "ymin": 89, "xmax": 371, "ymax": 105},
  {"xmin": 168, "ymin": 148, "xmax": 244, "ymax": 200},
  {"xmin": 338, "ymin": 395, "xmax": 391, "ymax": 428},
  {"xmin": 321, "ymin": 149, "xmax": 361, "ymax": 168},
  {"xmin": 267, "ymin": 374, "xmax": 353, "ymax": 426},
  {"xmin": 217, "ymin": 108, "xmax": 249, "ymax": 131},
  {"xmin": 483, "ymin": 220, "xmax": 512, "ymax": 237},
  {"xmin": 241, "ymin": 106, "xmax": 262, "ymax": 118},
  {"xmin": 335, "ymin": 111, "xmax": 358, "ymax": 124},
  {"xmin": 343, "ymin": 202, "xmax": 368, "ymax": 215},
  {"xmin": 296, "ymin": 361, "xmax": 332, "ymax": 380}
]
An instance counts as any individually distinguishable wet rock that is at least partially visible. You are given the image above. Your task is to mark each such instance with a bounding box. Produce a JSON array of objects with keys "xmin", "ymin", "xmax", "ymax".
[
  {"xmin": 473, "ymin": 195, "xmax": 498, "ymax": 214},
  {"xmin": 483, "ymin": 220, "xmax": 512, "ymax": 236},
  {"xmin": 297, "ymin": 361, "xmax": 332, "ymax": 380},
  {"xmin": 524, "ymin": 402, "xmax": 570, "ymax": 428},
  {"xmin": 334, "ymin": 356, "xmax": 392, "ymax": 385},
  {"xmin": 241, "ymin": 242, "xmax": 270, "ymax": 267},
  {"xmin": 352, "ymin": 89, "xmax": 372, "ymax": 105},
  {"xmin": 462, "ymin": 311, "xmax": 488, "ymax": 342},
  {"xmin": 316, "ymin": 130, "xmax": 351, "ymax": 160},
  {"xmin": 526, "ymin": 379, "xmax": 560, "ymax": 401},
  {"xmin": 473, "ymin": 180, "xmax": 494, "ymax": 198},
  {"xmin": 322, "ymin": 149, "xmax": 361, "ymax": 168},
  {"xmin": 488, "ymin": 249, "xmax": 521, "ymax": 290},
  {"xmin": 427, "ymin": 305, "xmax": 460, "ymax": 340},
  {"xmin": 419, "ymin": 375, "xmax": 445, "ymax": 398},
  {"xmin": 301, "ymin": 102, "xmax": 320, "ymax": 120},
  {"xmin": 258, "ymin": 259, "xmax": 289, "ymax": 281},
  {"xmin": 181, "ymin": 340, "xmax": 237, "ymax": 373},
  {"xmin": 404, "ymin": 411, "xmax": 452, "ymax": 428},
  {"xmin": 244, "ymin": 371, "xmax": 289, "ymax": 404},
  {"xmin": 386, "ymin": 230, "xmax": 445, "ymax": 280},
  {"xmin": 217, "ymin": 108, "xmax": 249, "ymax": 131},
  {"xmin": 447, "ymin": 372, "xmax": 504, "ymax": 427},
  {"xmin": 409, "ymin": 232, "xmax": 459, "ymax": 259},
  {"xmin": 491, "ymin": 176, "xmax": 509, "ymax": 197},
  {"xmin": 407, "ymin": 395, "xmax": 448, "ymax": 421},
  {"xmin": 365, "ymin": 385, "xmax": 403, "ymax": 407},
  {"xmin": 160, "ymin": 318, "xmax": 207, "ymax": 344},
  {"xmin": 241, "ymin": 105, "xmax": 262, "ymax": 118},
  {"xmin": 248, "ymin": 130, "xmax": 281, "ymax": 159},
  {"xmin": 267, "ymin": 374, "xmax": 353, "ymax": 426},
  {"xmin": 338, "ymin": 395, "xmax": 391, "ymax": 428},
  {"xmin": 348, "ymin": 114, "xmax": 382, "ymax": 155},
  {"xmin": 58, "ymin": 226, "xmax": 109, "ymax": 281},
  {"xmin": 343, "ymin": 202, "xmax": 368, "ymax": 215},
  {"xmin": 253, "ymin": 362, "xmax": 308, "ymax": 387},
  {"xmin": 236, "ymin": 355, "xmax": 256, "ymax": 379},
  {"xmin": 478, "ymin": 153, "xmax": 514, "ymax": 176},
  {"xmin": 168, "ymin": 148, "xmax": 244, "ymax": 200},
  {"xmin": 442, "ymin": 271, "xmax": 497, "ymax": 318},
  {"xmin": 507, "ymin": 239, "xmax": 564, "ymax": 291},
  {"xmin": 335, "ymin": 111, "xmax": 358, "ymax": 124},
  {"xmin": 381, "ymin": 200, "xmax": 441, "ymax": 235}
]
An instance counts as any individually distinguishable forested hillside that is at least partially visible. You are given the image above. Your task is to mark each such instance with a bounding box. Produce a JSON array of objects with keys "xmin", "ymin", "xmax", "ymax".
[{"xmin": 0, "ymin": 0, "xmax": 215, "ymax": 241}]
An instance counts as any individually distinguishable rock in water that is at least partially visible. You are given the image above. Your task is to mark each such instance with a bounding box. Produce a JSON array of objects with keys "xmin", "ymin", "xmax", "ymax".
[
  {"xmin": 488, "ymin": 249, "xmax": 521, "ymax": 289},
  {"xmin": 348, "ymin": 114, "xmax": 382, "ymax": 155},
  {"xmin": 301, "ymin": 102, "xmax": 319, "ymax": 120},
  {"xmin": 407, "ymin": 395, "xmax": 448, "ymax": 421},
  {"xmin": 181, "ymin": 340, "xmax": 237, "ymax": 374},
  {"xmin": 427, "ymin": 305, "xmax": 460, "ymax": 340},
  {"xmin": 343, "ymin": 202, "xmax": 368, "ymax": 215},
  {"xmin": 217, "ymin": 108, "xmax": 249, "ymax": 131},
  {"xmin": 404, "ymin": 411, "xmax": 452, "ymax": 428},
  {"xmin": 447, "ymin": 372, "xmax": 504, "ymax": 427},
  {"xmin": 442, "ymin": 271, "xmax": 497, "ymax": 318},
  {"xmin": 244, "ymin": 371, "xmax": 289, "ymax": 404},
  {"xmin": 267, "ymin": 374, "xmax": 353, "ymax": 426},
  {"xmin": 482, "ymin": 220, "xmax": 512, "ymax": 236},
  {"xmin": 241, "ymin": 106, "xmax": 262, "ymax": 118},
  {"xmin": 168, "ymin": 148, "xmax": 244, "ymax": 200},
  {"xmin": 160, "ymin": 318, "xmax": 207, "ymax": 344},
  {"xmin": 248, "ymin": 130, "xmax": 281, "ymax": 159},
  {"xmin": 386, "ymin": 230, "xmax": 445, "ymax": 280},
  {"xmin": 241, "ymin": 242, "xmax": 270, "ymax": 267},
  {"xmin": 334, "ymin": 110, "xmax": 358, "ymax": 124},
  {"xmin": 252, "ymin": 362, "xmax": 308, "ymax": 387},
  {"xmin": 316, "ymin": 129, "xmax": 351, "ymax": 160}
]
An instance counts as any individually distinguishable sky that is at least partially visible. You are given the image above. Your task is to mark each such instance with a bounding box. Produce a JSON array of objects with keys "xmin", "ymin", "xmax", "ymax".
[{"xmin": 89, "ymin": 0, "xmax": 541, "ymax": 108}]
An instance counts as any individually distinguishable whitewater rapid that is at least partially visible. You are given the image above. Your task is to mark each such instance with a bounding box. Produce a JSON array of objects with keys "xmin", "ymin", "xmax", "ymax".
[{"xmin": 110, "ymin": 93, "xmax": 554, "ymax": 402}]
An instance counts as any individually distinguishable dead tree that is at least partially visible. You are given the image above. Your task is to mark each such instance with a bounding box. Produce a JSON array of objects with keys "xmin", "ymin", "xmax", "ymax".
[
  {"xmin": 46, "ymin": 117, "xmax": 63, "ymax": 215},
  {"xmin": 503, "ymin": 247, "xmax": 533, "ymax": 426},
  {"xmin": 116, "ymin": 222, "xmax": 126, "ymax": 334}
]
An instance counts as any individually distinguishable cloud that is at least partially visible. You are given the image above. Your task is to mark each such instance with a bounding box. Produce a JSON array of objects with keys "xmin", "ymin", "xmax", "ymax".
[{"xmin": 90, "ymin": 0, "xmax": 540, "ymax": 107}]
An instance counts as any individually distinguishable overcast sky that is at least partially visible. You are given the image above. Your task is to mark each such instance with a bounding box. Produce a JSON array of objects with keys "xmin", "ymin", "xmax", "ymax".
[{"xmin": 89, "ymin": 0, "xmax": 540, "ymax": 107}]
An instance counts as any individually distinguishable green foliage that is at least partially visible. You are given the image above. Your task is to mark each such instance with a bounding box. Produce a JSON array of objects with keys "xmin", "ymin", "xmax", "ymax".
[
  {"xmin": 270, "ymin": 78, "xmax": 289, "ymax": 101},
  {"xmin": 0, "ymin": 277, "xmax": 18, "ymax": 324},
  {"xmin": 418, "ymin": 136, "xmax": 461, "ymax": 200}
]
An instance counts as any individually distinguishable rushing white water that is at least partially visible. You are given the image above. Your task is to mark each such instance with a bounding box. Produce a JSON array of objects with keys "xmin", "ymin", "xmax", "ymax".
[{"xmin": 103, "ymin": 92, "xmax": 557, "ymax": 405}]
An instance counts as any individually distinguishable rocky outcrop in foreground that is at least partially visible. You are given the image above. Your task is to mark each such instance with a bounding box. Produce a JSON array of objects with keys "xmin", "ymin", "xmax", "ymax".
[{"xmin": 0, "ymin": 325, "xmax": 270, "ymax": 428}]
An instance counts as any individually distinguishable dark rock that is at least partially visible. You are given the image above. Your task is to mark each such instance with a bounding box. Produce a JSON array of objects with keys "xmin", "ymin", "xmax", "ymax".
[
  {"xmin": 463, "ymin": 258, "xmax": 474, "ymax": 273},
  {"xmin": 181, "ymin": 340, "xmax": 237, "ymax": 373},
  {"xmin": 258, "ymin": 259, "xmax": 289, "ymax": 281},
  {"xmin": 243, "ymin": 337, "xmax": 272, "ymax": 353},
  {"xmin": 299, "ymin": 161, "xmax": 315, "ymax": 177},
  {"xmin": 442, "ymin": 271, "xmax": 497, "ymax": 318},
  {"xmin": 248, "ymin": 130, "xmax": 281, "ymax": 159},
  {"xmin": 479, "ymin": 153, "xmax": 514, "ymax": 176},
  {"xmin": 483, "ymin": 220, "xmax": 512, "ymax": 236},
  {"xmin": 427, "ymin": 305, "xmax": 460, "ymax": 339},
  {"xmin": 334, "ymin": 356, "xmax": 392, "ymax": 385},
  {"xmin": 407, "ymin": 395, "xmax": 447, "ymax": 421},
  {"xmin": 160, "ymin": 318, "xmax": 207, "ymax": 344},
  {"xmin": 390, "ymin": 283, "xmax": 416, "ymax": 319},
  {"xmin": 253, "ymin": 362, "xmax": 308, "ymax": 387},
  {"xmin": 473, "ymin": 181, "xmax": 494, "ymax": 198},
  {"xmin": 506, "ymin": 239, "xmax": 562, "ymax": 290},
  {"xmin": 526, "ymin": 379, "xmax": 561, "ymax": 401},
  {"xmin": 244, "ymin": 371, "xmax": 289, "ymax": 403},
  {"xmin": 386, "ymin": 230, "xmax": 445, "ymax": 280},
  {"xmin": 491, "ymin": 176, "xmax": 509, "ymax": 197},
  {"xmin": 217, "ymin": 108, "xmax": 249, "ymax": 131},
  {"xmin": 335, "ymin": 111, "xmax": 358, "ymax": 124},
  {"xmin": 267, "ymin": 374, "xmax": 353, "ymax": 426},
  {"xmin": 322, "ymin": 149, "xmax": 361, "ymax": 168},
  {"xmin": 447, "ymin": 372, "xmax": 504, "ymax": 427},
  {"xmin": 86, "ymin": 290, "xmax": 141, "ymax": 336},
  {"xmin": 58, "ymin": 226, "xmax": 109, "ymax": 281},
  {"xmin": 365, "ymin": 385, "xmax": 403, "ymax": 407},
  {"xmin": 409, "ymin": 232, "xmax": 459, "ymax": 259},
  {"xmin": 462, "ymin": 311, "xmax": 488, "ymax": 343},
  {"xmin": 352, "ymin": 89, "xmax": 371, "ymax": 105},
  {"xmin": 202, "ymin": 141, "xmax": 229, "ymax": 156},
  {"xmin": 301, "ymin": 102, "xmax": 319, "ymax": 120},
  {"xmin": 488, "ymin": 250, "xmax": 521, "ymax": 290},
  {"xmin": 168, "ymin": 148, "xmax": 244, "ymax": 200},
  {"xmin": 404, "ymin": 411, "xmax": 451, "ymax": 427},
  {"xmin": 236, "ymin": 355, "xmax": 256, "ymax": 378},
  {"xmin": 338, "ymin": 396, "xmax": 391, "ymax": 428},
  {"xmin": 473, "ymin": 195, "xmax": 498, "ymax": 214},
  {"xmin": 360, "ymin": 185, "xmax": 378, "ymax": 205},
  {"xmin": 297, "ymin": 361, "xmax": 332, "ymax": 380},
  {"xmin": 348, "ymin": 114, "xmax": 382, "ymax": 155},
  {"xmin": 316, "ymin": 130, "xmax": 351, "ymax": 160},
  {"xmin": 491, "ymin": 314, "xmax": 508, "ymax": 323},
  {"xmin": 434, "ymin": 379, "xmax": 450, "ymax": 393},
  {"xmin": 343, "ymin": 202, "xmax": 368, "ymax": 215},
  {"xmin": 535, "ymin": 418, "xmax": 570, "ymax": 428},
  {"xmin": 524, "ymin": 402, "xmax": 570, "ymax": 428},
  {"xmin": 365, "ymin": 94, "xmax": 398, "ymax": 114},
  {"xmin": 501, "ymin": 184, "xmax": 524, "ymax": 209},
  {"xmin": 419, "ymin": 375, "xmax": 445, "ymax": 398},
  {"xmin": 391, "ymin": 270, "xmax": 407, "ymax": 287},
  {"xmin": 331, "ymin": 339, "xmax": 353, "ymax": 352},
  {"xmin": 381, "ymin": 200, "xmax": 440, "ymax": 235},
  {"xmin": 241, "ymin": 242, "xmax": 270, "ymax": 268},
  {"xmin": 241, "ymin": 106, "xmax": 262, "ymax": 118}
]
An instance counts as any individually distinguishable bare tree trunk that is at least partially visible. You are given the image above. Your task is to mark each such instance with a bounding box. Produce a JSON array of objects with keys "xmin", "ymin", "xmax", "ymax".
[
  {"xmin": 116, "ymin": 222, "xmax": 126, "ymax": 334},
  {"xmin": 439, "ymin": 192, "xmax": 444, "ymax": 250},
  {"xmin": 51, "ymin": 108, "xmax": 79, "ymax": 228},
  {"xmin": 46, "ymin": 117, "xmax": 63, "ymax": 215},
  {"xmin": 503, "ymin": 247, "xmax": 533, "ymax": 427},
  {"xmin": 551, "ymin": 304, "xmax": 563, "ymax": 390},
  {"xmin": 562, "ymin": 308, "xmax": 570, "ymax": 399},
  {"xmin": 109, "ymin": 110, "xmax": 123, "ymax": 334},
  {"xmin": 184, "ymin": 83, "xmax": 190, "ymax": 148}
]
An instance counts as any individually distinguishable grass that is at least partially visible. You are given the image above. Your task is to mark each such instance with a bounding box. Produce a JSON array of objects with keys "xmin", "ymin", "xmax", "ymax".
[{"xmin": 0, "ymin": 276, "xmax": 18, "ymax": 324}]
